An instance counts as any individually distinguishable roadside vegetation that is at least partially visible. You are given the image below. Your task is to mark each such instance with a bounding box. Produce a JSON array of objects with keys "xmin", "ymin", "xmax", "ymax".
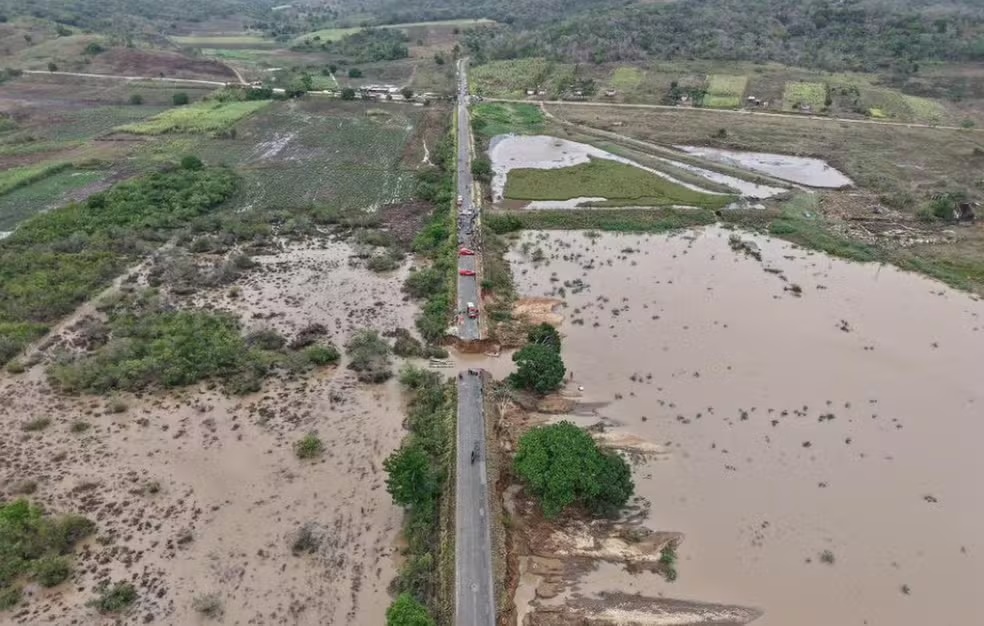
[
  {"xmin": 0, "ymin": 163, "xmax": 237, "ymax": 366},
  {"xmin": 404, "ymin": 126, "xmax": 455, "ymax": 344},
  {"xmin": 383, "ymin": 366, "xmax": 455, "ymax": 623},
  {"xmin": 471, "ymin": 102, "xmax": 545, "ymax": 140},
  {"xmin": 0, "ymin": 499, "xmax": 95, "ymax": 611}
]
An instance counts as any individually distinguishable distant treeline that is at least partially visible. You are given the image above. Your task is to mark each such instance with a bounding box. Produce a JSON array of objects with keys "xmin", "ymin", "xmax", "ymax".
[{"xmin": 458, "ymin": 0, "xmax": 984, "ymax": 72}]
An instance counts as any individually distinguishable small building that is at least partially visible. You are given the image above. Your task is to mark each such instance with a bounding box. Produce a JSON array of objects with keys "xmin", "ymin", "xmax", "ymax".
[
  {"xmin": 525, "ymin": 89, "xmax": 536, "ymax": 96},
  {"xmin": 604, "ymin": 89, "xmax": 617, "ymax": 97}
]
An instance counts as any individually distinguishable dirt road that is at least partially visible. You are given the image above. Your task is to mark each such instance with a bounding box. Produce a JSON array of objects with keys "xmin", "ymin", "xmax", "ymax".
[{"xmin": 22, "ymin": 69, "xmax": 238, "ymax": 87}]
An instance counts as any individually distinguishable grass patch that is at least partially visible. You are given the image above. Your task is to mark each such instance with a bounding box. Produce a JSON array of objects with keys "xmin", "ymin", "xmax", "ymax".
[
  {"xmin": 470, "ymin": 58, "xmax": 574, "ymax": 99},
  {"xmin": 610, "ymin": 67, "xmax": 643, "ymax": 90},
  {"xmin": 504, "ymin": 158, "xmax": 733, "ymax": 209},
  {"xmin": 171, "ymin": 34, "xmax": 271, "ymax": 46},
  {"xmin": 902, "ymin": 95, "xmax": 947, "ymax": 124},
  {"xmin": 21, "ymin": 417, "xmax": 51, "ymax": 432},
  {"xmin": 117, "ymin": 100, "xmax": 270, "ymax": 136},
  {"xmin": 0, "ymin": 166, "xmax": 237, "ymax": 365},
  {"xmin": 0, "ymin": 162, "xmax": 70, "ymax": 197},
  {"xmin": 294, "ymin": 434, "xmax": 325, "ymax": 459},
  {"xmin": 487, "ymin": 208, "xmax": 717, "ymax": 233},
  {"xmin": 783, "ymin": 81, "xmax": 827, "ymax": 111},
  {"xmin": 90, "ymin": 582, "xmax": 137, "ymax": 613},
  {"xmin": 705, "ymin": 74, "xmax": 747, "ymax": 108},
  {"xmin": 0, "ymin": 168, "xmax": 106, "ymax": 232},
  {"xmin": 0, "ymin": 499, "xmax": 95, "ymax": 601},
  {"xmin": 471, "ymin": 102, "xmax": 545, "ymax": 139}
]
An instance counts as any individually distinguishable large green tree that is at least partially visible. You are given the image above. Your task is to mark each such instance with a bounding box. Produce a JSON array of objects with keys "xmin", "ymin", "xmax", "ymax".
[
  {"xmin": 514, "ymin": 421, "xmax": 634, "ymax": 518},
  {"xmin": 527, "ymin": 322, "xmax": 561, "ymax": 352},
  {"xmin": 384, "ymin": 441, "xmax": 439, "ymax": 509},
  {"xmin": 510, "ymin": 343, "xmax": 565, "ymax": 394},
  {"xmin": 386, "ymin": 593, "xmax": 434, "ymax": 626}
]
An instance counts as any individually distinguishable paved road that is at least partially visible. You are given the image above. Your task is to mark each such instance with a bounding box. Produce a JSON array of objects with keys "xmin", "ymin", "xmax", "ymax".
[
  {"xmin": 456, "ymin": 58, "xmax": 481, "ymax": 341},
  {"xmin": 455, "ymin": 370, "xmax": 495, "ymax": 626},
  {"xmin": 486, "ymin": 96, "xmax": 983, "ymax": 133}
]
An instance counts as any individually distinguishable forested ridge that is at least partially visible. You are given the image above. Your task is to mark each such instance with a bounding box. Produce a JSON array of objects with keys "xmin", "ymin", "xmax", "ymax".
[{"xmin": 456, "ymin": 0, "xmax": 984, "ymax": 72}]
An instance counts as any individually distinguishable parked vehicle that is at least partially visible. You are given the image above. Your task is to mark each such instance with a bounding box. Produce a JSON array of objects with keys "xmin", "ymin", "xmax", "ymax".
[
  {"xmin": 458, "ymin": 247, "xmax": 475, "ymax": 256},
  {"xmin": 459, "ymin": 269, "xmax": 476, "ymax": 277},
  {"xmin": 466, "ymin": 302, "xmax": 479, "ymax": 318}
]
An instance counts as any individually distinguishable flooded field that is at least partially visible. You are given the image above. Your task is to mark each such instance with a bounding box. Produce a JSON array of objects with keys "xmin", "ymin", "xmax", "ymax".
[
  {"xmin": 488, "ymin": 135, "xmax": 785, "ymax": 205},
  {"xmin": 506, "ymin": 227, "xmax": 984, "ymax": 625},
  {"xmin": 0, "ymin": 238, "xmax": 416, "ymax": 624},
  {"xmin": 676, "ymin": 146, "xmax": 853, "ymax": 188}
]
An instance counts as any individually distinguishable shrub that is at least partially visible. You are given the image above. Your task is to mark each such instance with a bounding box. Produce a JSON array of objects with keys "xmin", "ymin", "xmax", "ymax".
[
  {"xmin": 340, "ymin": 87, "xmax": 357, "ymax": 100},
  {"xmin": 192, "ymin": 593, "xmax": 223, "ymax": 618},
  {"xmin": 0, "ymin": 586, "xmax": 21, "ymax": 611},
  {"xmin": 70, "ymin": 421, "xmax": 90, "ymax": 433},
  {"xmin": 348, "ymin": 68, "xmax": 363, "ymax": 78},
  {"xmin": 173, "ymin": 92, "xmax": 190, "ymax": 106},
  {"xmin": 346, "ymin": 330, "xmax": 392, "ymax": 383},
  {"xmin": 514, "ymin": 421, "xmax": 634, "ymax": 518},
  {"xmin": 33, "ymin": 555, "xmax": 71, "ymax": 587},
  {"xmin": 128, "ymin": 94, "xmax": 143, "ymax": 105},
  {"xmin": 246, "ymin": 328, "xmax": 286, "ymax": 351},
  {"xmin": 106, "ymin": 398, "xmax": 128, "ymax": 413},
  {"xmin": 295, "ymin": 434, "xmax": 324, "ymax": 459},
  {"xmin": 90, "ymin": 582, "xmax": 137, "ymax": 613},
  {"xmin": 384, "ymin": 441, "xmax": 439, "ymax": 509},
  {"xmin": 386, "ymin": 593, "xmax": 435, "ymax": 626},
  {"xmin": 392, "ymin": 328, "xmax": 424, "ymax": 358},
  {"xmin": 510, "ymin": 344, "xmax": 565, "ymax": 394},
  {"xmin": 291, "ymin": 522, "xmax": 322, "ymax": 554},
  {"xmin": 180, "ymin": 155, "xmax": 204, "ymax": 171},
  {"xmin": 21, "ymin": 417, "xmax": 51, "ymax": 432},
  {"xmin": 820, "ymin": 549, "xmax": 835, "ymax": 564},
  {"xmin": 304, "ymin": 344, "xmax": 340, "ymax": 366}
]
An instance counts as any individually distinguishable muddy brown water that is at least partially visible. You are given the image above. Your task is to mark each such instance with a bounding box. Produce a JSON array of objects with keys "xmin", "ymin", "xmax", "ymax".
[{"xmin": 505, "ymin": 227, "xmax": 984, "ymax": 625}]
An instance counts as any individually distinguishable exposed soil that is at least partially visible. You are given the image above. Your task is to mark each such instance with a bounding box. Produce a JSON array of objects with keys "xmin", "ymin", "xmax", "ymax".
[{"xmin": 86, "ymin": 48, "xmax": 237, "ymax": 81}]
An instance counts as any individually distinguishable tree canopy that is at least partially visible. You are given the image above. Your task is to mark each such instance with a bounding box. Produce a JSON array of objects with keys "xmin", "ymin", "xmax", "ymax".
[
  {"xmin": 527, "ymin": 322, "xmax": 561, "ymax": 352},
  {"xmin": 384, "ymin": 441, "xmax": 440, "ymax": 509},
  {"xmin": 510, "ymin": 343, "xmax": 565, "ymax": 394},
  {"xmin": 386, "ymin": 593, "xmax": 435, "ymax": 626},
  {"xmin": 514, "ymin": 421, "xmax": 634, "ymax": 518}
]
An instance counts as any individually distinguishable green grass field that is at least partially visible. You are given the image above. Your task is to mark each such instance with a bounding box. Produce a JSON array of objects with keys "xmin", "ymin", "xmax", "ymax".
[
  {"xmin": 117, "ymin": 101, "xmax": 271, "ymax": 135},
  {"xmin": 611, "ymin": 67, "xmax": 644, "ymax": 90},
  {"xmin": 0, "ymin": 162, "xmax": 70, "ymax": 197},
  {"xmin": 0, "ymin": 168, "xmax": 105, "ymax": 231},
  {"xmin": 294, "ymin": 18, "xmax": 494, "ymax": 45},
  {"xmin": 504, "ymin": 158, "xmax": 734, "ymax": 209},
  {"xmin": 783, "ymin": 81, "xmax": 827, "ymax": 111},
  {"xmin": 471, "ymin": 103, "xmax": 545, "ymax": 138},
  {"xmin": 705, "ymin": 74, "xmax": 747, "ymax": 108},
  {"xmin": 171, "ymin": 34, "xmax": 272, "ymax": 47}
]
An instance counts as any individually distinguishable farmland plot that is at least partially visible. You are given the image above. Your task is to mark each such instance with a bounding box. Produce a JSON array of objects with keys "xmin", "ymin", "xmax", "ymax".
[
  {"xmin": 705, "ymin": 74, "xmax": 747, "ymax": 108},
  {"xmin": 783, "ymin": 81, "xmax": 827, "ymax": 111},
  {"xmin": 117, "ymin": 100, "xmax": 271, "ymax": 135},
  {"xmin": 190, "ymin": 100, "xmax": 431, "ymax": 210},
  {"xmin": 0, "ymin": 168, "xmax": 106, "ymax": 231}
]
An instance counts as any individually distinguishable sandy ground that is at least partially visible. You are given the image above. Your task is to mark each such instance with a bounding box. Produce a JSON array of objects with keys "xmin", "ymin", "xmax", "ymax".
[
  {"xmin": 505, "ymin": 227, "xmax": 984, "ymax": 625},
  {"xmin": 0, "ymin": 238, "xmax": 421, "ymax": 625}
]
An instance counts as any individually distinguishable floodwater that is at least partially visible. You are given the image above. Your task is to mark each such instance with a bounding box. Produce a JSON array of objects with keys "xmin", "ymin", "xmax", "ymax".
[
  {"xmin": 506, "ymin": 227, "xmax": 984, "ymax": 625},
  {"xmin": 676, "ymin": 146, "xmax": 853, "ymax": 188},
  {"xmin": 488, "ymin": 134, "xmax": 786, "ymax": 204}
]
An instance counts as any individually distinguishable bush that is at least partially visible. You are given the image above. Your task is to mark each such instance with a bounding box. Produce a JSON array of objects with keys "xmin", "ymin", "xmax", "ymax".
[
  {"xmin": 340, "ymin": 87, "xmax": 357, "ymax": 100},
  {"xmin": 180, "ymin": 155, "xmax": 204, "ymax": 171},
  {"xmin": 192, "ymin": 593, "xmax": 223, "ymax": 618},
  {"xmin": 384, "ymin": 441, "xmax": 439, "ymax": 509},
  {"xmin": 33, "ymin": 555, "xmax": 71, "ymax": 587},
  {"xmin": 173, "ymin": 92, "xmax": 190, "ymax": 106},
  {"xmin": 21, "ymin": 417, "xmax": 51, "ymax": 431},
  {"xmin": 0, "ymin": 500, "xmax": 94, "ymax": 592},
  {"xmin": 510, "ymin": 344, "xmax": 565, "ymax": 394},
  {"xmin": 514, "ymin": 421, "xmax": 634, "ymax": 518},
  {"xmin": 0, "ymin": 586, "xmax": 21, "ymax": 610},
  {"xmin": 346, "ymin": 330, "xmax": 392, "ymax": 383},
  {"xmin": 90, "ymin": 582, "xmax": 137, "ymax": 613},
  {"xmin": 471, "ymin": 156, "xmax": 493, "ymax": 184},
  {"xmin": 386, "ymin": 593, "xmax": 435, "ymax": 626},
  {"xmin": 304, "ymin": 344, "xmax": 340, "ymax": 366},
  {"xmin": 527, "ymin": 323, "xmax": 561, "ymax": 352},
  {"xmin": 128, "ymin": 94, "xmax": 144, "ymax": 105},
  {"xmin": 348, "ymin": 68, "xmax": 363, "ymax": 78},
  {"xmin": 295, "ymin": 434, "xmax": 324, "ymax": 459}
]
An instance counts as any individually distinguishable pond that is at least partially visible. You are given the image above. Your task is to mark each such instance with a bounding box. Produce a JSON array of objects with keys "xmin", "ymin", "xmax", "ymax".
[{"xmin": 676, "ymin": 146, "xmax": 853, "ymax": 188}]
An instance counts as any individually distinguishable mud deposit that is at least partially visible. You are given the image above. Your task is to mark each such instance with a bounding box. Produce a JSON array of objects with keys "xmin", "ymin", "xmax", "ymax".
[
  {"xmin": 675, "ymin": 146, "xmax": 853, "ymax": 188},
  {"xmin": 506, "ymin": 227, "xmax": 984, "ymax": 625},
  {"xmin": 0, "ymin": 239, "xmax": 417, "ymax": 625}
]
